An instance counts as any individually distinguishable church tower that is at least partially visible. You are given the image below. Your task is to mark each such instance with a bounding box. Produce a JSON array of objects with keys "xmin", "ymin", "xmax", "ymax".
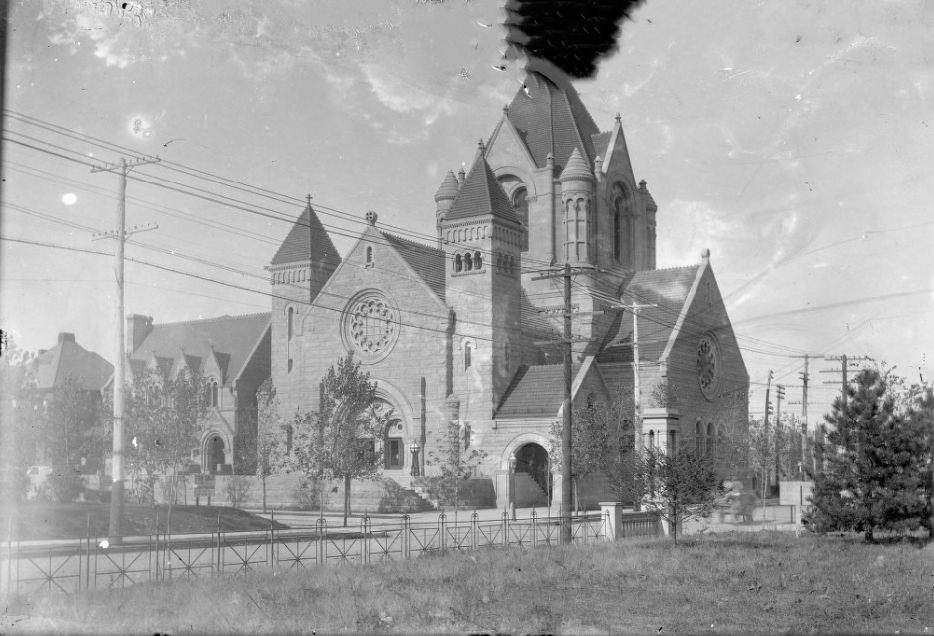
[
  {"xmin": 439, "ymin": 151, "xmax": 524, "ymax": 426},
  {"xmin": 267, "ymin": 197, "xmax": 340, "ymax": 403}
]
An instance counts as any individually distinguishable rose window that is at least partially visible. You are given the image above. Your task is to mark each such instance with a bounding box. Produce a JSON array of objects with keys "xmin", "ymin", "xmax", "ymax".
[
  {"xmin": 344, "ymin": 293, "xmax": 399, "ymax": 361},
  {"xmin": 696, "ymin": 335, "xmax": 721, "ymax": 400}
]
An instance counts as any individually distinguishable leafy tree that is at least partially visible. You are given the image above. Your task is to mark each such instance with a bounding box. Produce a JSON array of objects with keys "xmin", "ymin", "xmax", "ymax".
[
  {"xmin": 549, "ymin": 392, "xmax": 636, "ymax": 509},
  {"xmin": 254, "ymin": 379, "xmax": 287, "ymax": 513},
  {"xmin": 745, "ymin": 418, "xmax": 775, "ymax": 499},
  {"xmin": 38, "ymin": 375, "xmax": 106, "ymax": 503},
  {"xmin": 419, "ymin": 419, "xmax": 486, "ymax": 519},
  {"xmin": 634, "ymin": 447, "xmax": 723, "ymax": 544},
  {"xmin": 292, "ymin": 353, "xmax": 386, "ymax": 526},
  {"xmin": 0, "ymin": 337, "xmax": 39, "ymax": 503},
  {"xmin": 805, "ymin": 368, "xmax": 933, "ymax": 541},
  {"xmin": 114, "ymin": 366, "xmax": 207, "ymax": 506}
]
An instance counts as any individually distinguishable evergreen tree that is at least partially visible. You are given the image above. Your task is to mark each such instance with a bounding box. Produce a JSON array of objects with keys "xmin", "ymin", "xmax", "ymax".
[{"xmin": 806, "ymin": 368, "xmax": 933, "ymax": 541}]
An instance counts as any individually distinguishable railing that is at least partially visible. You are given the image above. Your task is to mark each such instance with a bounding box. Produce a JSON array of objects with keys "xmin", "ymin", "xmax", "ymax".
[{"xmin": 1, "ymin": 510, "xmax": 660, "ymax": 597}]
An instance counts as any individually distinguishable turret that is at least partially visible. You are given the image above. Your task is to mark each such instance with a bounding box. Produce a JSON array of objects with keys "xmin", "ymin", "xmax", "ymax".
[
  {"xmin": 434, "ymin": 170, "xmax": 460, "ymax": 246},
  {"xmin": 559, "ymin": 147, "xmax": 595, "ymax": 265}
]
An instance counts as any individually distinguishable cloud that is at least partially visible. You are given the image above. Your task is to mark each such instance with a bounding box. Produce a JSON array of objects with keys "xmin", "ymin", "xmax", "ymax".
[{"xmin": 360, "ymin": 63, "xmax": 455, "ymax": 123}]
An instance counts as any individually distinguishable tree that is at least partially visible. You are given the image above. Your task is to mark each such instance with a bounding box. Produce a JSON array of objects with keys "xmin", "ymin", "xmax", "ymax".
[
  {"xmin": 634, "ymin": 447, "xmax": 723, "ymax": 545},
  {"xmin": 38, "ymin": 375, "xmax": 106, "ymax": 503},
  {"xmin": 0, "ymin": 337, "xmax": 39, "ymax": 503},
  {"xmin": 746, "ymin": 418, "xmax": 775, "ymax": 500},
  {"xmin": 805, "ymin": 368, "xmax": 933, "ymax": 541},
  {"xmin": 291, "ymin": 353, "xmax": 386, "ymax": 526},
  {"xmin": 115, "ymin": 366, "xmax": 207, "ymax": 507},
  {"xmin": 419, "ymin": 419, "xmax": 486, "ymax": 520},
  {"xmin": 254, "ymin": 379, "xmax": 287, "ymax": 513},
  {"xmin": 549, "ymin": 392, "xmax": 636, "ymax": 510}
]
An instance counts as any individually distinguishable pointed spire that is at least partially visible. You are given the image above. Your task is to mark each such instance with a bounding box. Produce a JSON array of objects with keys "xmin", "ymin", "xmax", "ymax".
[
  {"xmin": 559, "ymin": 147, "xmax": 593, "ymax": 182},
  {"xmin": 447, "ymin": 154, "xmax": 520, "ymax": 225},
  {"xmin": 434, "ymin": 170, "xmax": 460, "ymax": 202},
  {"xmin": 270, "ymin": 197, "xmax": 341, "ymax": 268}
]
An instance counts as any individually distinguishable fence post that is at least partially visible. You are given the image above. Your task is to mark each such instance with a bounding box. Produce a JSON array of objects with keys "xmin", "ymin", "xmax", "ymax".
[
  {"xmin": 361, "ymin": 516, "xmax": 369, "ymax": 564},
  {"xmin": 531, "ymin": 510, "xmax": 538, "ymax": 549},
  {"xmin": 439, "ymin": 513, "xmax": 447, "ymax": 554},
  {"xmin": 402, "ymin": 515, "xmax": 410, "ymax": 560},
  {"xmin": 502, "ymin": 511, "xmax": 509, "ymax": 547},
  {"xmin": 316, "ymin": 517, "xmax": 326, "ymax": 567},
  {"xmin": 471, "ymin": 512, "xmax": 478, "ymax": 551}
]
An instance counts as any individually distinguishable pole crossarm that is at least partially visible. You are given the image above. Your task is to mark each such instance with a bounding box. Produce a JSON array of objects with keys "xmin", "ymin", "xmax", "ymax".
[{"xmin": 91, "ymin": 222, "xmax": 159, "ymax": 242}]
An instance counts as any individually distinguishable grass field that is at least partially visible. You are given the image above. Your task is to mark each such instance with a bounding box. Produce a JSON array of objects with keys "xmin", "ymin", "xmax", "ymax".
[
  {"xmin": 4, "ymin": 531, "xmax": 932, "ymax": 634},
  {"xmin": 2, "ymin": 503, "xmax": 286, "ymax": 541}
]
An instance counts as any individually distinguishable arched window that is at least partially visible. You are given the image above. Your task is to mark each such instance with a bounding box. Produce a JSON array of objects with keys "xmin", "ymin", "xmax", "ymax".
[
  {"xmin": 464, "ymin": 342, "xmax": 472, "ymax": 370},
  {"xmin": 205, "ymin": 379, "xmax": 219, "ymax": 408},
  {"xmin": 512, "ymin": 187, "xmax": 528, "ymax": 228},
  {"xmin": 454, "ymin": 253, "xmax": 462, "ymax": 272},
  {"xmin": 287, "ymin": 307, "xmax": 294, "ymax": 341},
  {"xmin": 464, "ymin": 252, "xmax": 473, "ymax": 271},
  {"xmin": 474, "ymin": 251, "xmax": 482, "ymax": 270},
  {"xmin": 365, "ymin": 246, "xmax": 374, "ymax": 266},
  {"xmin": 695, "ymin": 420, "xmax": 704, "ymax": 455},
  {"xmin": 707, "ymin": 422, "xmax": 715, "ymax": 457},
  {"xmin": 612, "ymin": 183, "xmax": 634, "ymax": 268},
  {"xmin": 648, "ymin": 430, "xmax": 655, "ymax": 448}
]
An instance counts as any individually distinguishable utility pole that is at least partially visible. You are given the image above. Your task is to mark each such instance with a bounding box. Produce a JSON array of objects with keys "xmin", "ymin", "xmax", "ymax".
[
  {"xmin": 792, "ymin": 354, "xmax": 811, "ymax": 476},
  {"xmin": 615, "ymin": 300, "xmax": 658, "ymax": 456},
  {"xmin": 775, "ymin": 384, "xmax": 785, "ymax": 491},
  {"xmin": 92, "ymin": 155, "xmax": 160, "ymax": 543},
  {"xmin": 822, "ymin": 355, "xmax": 873, "ymax": 407},
  {"xmin": 763, "ymin": 370, "xmax": 773, "ymax": 496}
]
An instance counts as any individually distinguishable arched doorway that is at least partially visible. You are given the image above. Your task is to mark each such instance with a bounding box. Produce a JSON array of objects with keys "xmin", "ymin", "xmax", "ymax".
[
  {"xmin": 514, "ymin": 443, "xmax": 551, "ymax": 504},
  {"xmin": 205, "ymin": 434, "xmax": 226, "ymax": 474}
]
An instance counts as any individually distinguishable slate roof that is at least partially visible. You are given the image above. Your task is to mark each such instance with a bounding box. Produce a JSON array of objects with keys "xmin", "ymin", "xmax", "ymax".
[
  {"xmin": 270, "ymin": 201, "xmax": 341, "ymax": 268},
  {"xmin": 506, "ymin": 72, "xmax": 601, "ymax": 172},
  {"xmin": 381, "ymin": 232, "xmax": 446, "ymax": 301},
  {"xmin": 31, "ymin": 333, "xmax": 113, "ymax": 393},
  {"xmin": 598, "ymin": 265, "xmax": 701, "ymax": 363},
  {"xmin": 591, "ymin": 131, "xmax": 612, "ymax": 162},
  {"xmin": 447, "ymin": 155, "xmax": 521, "ymax": 225},
  {"xmin": 559, "ymin": 147, "xmax": 593, "ymax": 181},
  {"xmin": 496, "ymin": 363, "xmax": 581, "ymax": 419},
  {"xmin": 434, "ymin": 170, "xmax": 460, "ymax": 202},
  {"xmin": 129, "ymin": 312, "xmax": 271, "ymax": 386}
]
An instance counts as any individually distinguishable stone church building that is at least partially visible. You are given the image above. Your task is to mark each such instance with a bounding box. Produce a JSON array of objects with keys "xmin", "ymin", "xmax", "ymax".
[{"xmin": 268, "ymin": 69, "xmax": 748, "ymax": 509}]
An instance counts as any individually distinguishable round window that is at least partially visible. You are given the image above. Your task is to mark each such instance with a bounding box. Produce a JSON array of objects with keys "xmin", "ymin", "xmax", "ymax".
[
  {"xmin": 696, "ymin": 335, "xmax": 721, "ymax": 400},
  {"xmin": 342, "ymin": 292, "xmax": 399, "ymax": 363}
]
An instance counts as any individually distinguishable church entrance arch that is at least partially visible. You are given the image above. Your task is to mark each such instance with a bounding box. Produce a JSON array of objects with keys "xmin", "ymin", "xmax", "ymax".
[
  {"xmin": 204, "ymin": 434, "xmax": 226, "ymax": 474},
  {"xmin": 514, "ymin": 443, "xmax": 551, "ymax": 504},
  {"xmin": 370, "ymin": 398, "xmax": 405, "ymax": 471}
]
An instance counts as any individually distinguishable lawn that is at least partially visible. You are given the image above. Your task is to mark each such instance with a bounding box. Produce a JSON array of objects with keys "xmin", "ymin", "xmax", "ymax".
[
  {"xmin": 1, "ymin": 503, "xmax": 286, "ymax": 541},
  {"xmin": 5, "ymin": 531, "xmax": 932, "ymax": 634}
]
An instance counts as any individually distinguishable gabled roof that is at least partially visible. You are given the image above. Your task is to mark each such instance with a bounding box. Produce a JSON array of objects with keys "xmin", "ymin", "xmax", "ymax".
[
  {"xmin": 30, "ymin": 333, "xmax": 113, "ymax": 392},
  {"xmin": 495, "ymin": 362, "xmax": 582, "ymax": 418},
  {"xmin": 381, "ymin": 232, "xmax": 446, "ymax": 300},
  {"xmin": 447, "ymin": 155, "xmax": 520, "ymax": 225},
  {"xmin": 591, "ymin": 131, "xmax": 612, "ymax": 162},
  {"xmin": 270, "ymin": 200, "xmax": 341, "ymax": 268},
  {"xmin": 129, "ymin": 312, "xmax": 271, "ymax": 387},
  {"xmin": 506, "ymin": 72, "xmax": 600, "ymax": 172},
  {"xmin": 599, "ymin": 265, "xmax": 702, "ymax": 363}
]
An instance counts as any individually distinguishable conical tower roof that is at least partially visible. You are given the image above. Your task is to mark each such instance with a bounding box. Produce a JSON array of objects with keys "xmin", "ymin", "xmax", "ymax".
[
  {"xmin": 434, "ymin": 170, "xmax": 460, "ymax": 202},
  {"xmin": 270, "ymin": 198, "xmax": 341, "ymax": 268},
  {"xmin": 559, "ymin": 147, "xmax": 593, "ymax": 182},
  {"xmin": 506, "ymin": 71, "xmax": 600, "ymax": 172},
  {"xmin": 447, "ymin": 155, "xmax": 520, "ymax": 225}
]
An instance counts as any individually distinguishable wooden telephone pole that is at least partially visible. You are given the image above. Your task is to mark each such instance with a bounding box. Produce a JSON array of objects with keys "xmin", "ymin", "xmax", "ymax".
[{"xmin": 92, "ymin": 155, "xmax": 160, "ymax": 542}]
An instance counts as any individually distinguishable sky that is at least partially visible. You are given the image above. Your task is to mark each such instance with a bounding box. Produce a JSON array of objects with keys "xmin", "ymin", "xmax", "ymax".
[{"xmin": 2, "ymin": 0, "xmax": 933, "ymax": 426}]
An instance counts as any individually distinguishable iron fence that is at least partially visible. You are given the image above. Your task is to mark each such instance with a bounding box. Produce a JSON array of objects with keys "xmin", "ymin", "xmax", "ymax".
[{"xmin": 1, "ymin": 509, "xmax": 659, "ymax": 597}]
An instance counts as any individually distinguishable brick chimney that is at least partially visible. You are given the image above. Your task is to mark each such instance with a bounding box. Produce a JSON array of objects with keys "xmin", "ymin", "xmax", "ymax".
[{"xmin": 126, "ymin": 314, "xmax": 153, "ymax": 354}]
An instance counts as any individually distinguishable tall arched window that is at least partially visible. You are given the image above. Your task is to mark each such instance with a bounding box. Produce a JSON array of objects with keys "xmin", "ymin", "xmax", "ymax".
[
  {"xmin": 454, "ymin": 254, "xmax": 463, "ymax": 272},
  {"xmin": 464, "ymin": 342, "xmax": 472, "ymax": 370},
  {"xmin": 464, "ymin": 252, "xmax": 473, "ymax": 271},
  {"xmin": 695, "ymin": 420, "xmax": 704, "ymax": 455},
  {"xmin": 612, "ymin": 183, "xmax": 634, "ymax": 268},
  {"xmin": 474, "ymin": 251, "xmax": 482, "ymax": 270},
  {"xmin": 287, "ymin": 307, "xmax": 294, "ymax": 340},
  {"xmin": 707, "ymin": 422, "xmax": 715, "ymax": 457},
  {"xmin": 365, "ymin": 246, "xmax": 374, "ymax": 266}
]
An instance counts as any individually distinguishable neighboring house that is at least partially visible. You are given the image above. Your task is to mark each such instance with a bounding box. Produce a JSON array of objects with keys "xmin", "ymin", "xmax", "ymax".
[
  {"xmin": 269, "ymin": 66, "xmax": 749, "ymax": 509},
  {"xmin": 27, "ymin": 332, "xmax": 113, "ymax": 482},
  {"xmin": 121, "ymin": 312, "xmax": 271, "ymax": 474}
]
